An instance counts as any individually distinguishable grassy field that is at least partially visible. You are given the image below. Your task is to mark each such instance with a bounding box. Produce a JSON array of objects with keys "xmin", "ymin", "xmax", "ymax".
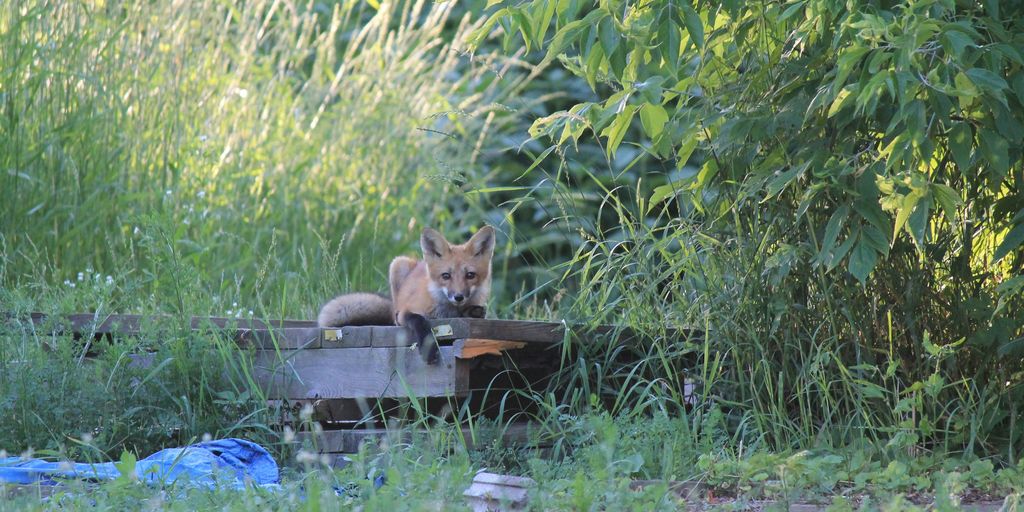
[{"xmin": 2, "ymin": 0, "xmax": 1024, "ymax": 509}]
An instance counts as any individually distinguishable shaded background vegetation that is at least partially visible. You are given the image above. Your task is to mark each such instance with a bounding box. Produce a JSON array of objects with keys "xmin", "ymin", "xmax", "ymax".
[{"xmin": 1, "ymin": 0, "xmax": 1023, "ymax": 474}]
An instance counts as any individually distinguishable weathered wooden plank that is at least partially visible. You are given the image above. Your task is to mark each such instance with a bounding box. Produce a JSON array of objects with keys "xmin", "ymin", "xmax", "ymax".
[
  {"xmin": 21, "ymin": 312, "xmax": 317, "ymax": 332},
  {"xmin": 15, "ymin": 313, "xmax": 702, "ymax": 360},
  {"xmin": 17, "ymin": 312, "xmax": 323, "ymax": 349},
  {"xmin": 238, "ymin": 327, "xmax": 322, "ymax": 350},
  {"xmin": 371, "ymin": 326, "xmax": 410, "ymax": 347},
  {"xmin": 440, "ymin": 318, "xmax": 566, "ymax": 344},
  {"xmin": 255, "ymin": 346, "xmax": 468, "ymax": 399},
  {"xmin": 320, "ymin": 326, "xmax": 374, "ymax": 349}
]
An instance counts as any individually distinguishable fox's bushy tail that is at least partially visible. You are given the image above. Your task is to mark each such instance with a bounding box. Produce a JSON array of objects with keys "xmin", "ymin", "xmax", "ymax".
[{"xmin": 317, "ymin": 293, "xmax": 393, "ymax": 327}]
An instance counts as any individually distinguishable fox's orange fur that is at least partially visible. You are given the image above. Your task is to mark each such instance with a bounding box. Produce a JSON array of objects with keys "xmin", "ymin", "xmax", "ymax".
[
  {"xmin": 318, "ymin": 226, "xmax": 495, "ymax": 362},
  {"xmin": 318, "ymin": 226, "xmax": 495, "ymax": 327}
]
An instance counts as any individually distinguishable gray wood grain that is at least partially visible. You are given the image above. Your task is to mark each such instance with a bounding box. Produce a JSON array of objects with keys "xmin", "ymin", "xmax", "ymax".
[{"xmin": 255, "ymin": 346, "xmax": 468, "ymax": 399}]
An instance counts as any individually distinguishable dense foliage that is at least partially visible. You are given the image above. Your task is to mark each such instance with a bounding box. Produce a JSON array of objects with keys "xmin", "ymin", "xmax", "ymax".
[{"xmin": 471, "ymin": 0, "xmax": 1024, "ymax": 453}]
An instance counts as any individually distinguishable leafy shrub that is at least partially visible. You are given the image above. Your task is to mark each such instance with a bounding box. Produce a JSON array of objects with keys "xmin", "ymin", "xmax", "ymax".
[{"xmin": 470, "ymin": 0, "xmax": 1024, "ymax": 454}]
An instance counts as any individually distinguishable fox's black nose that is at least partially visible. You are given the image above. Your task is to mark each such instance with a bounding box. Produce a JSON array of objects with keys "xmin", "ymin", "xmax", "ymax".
[{"xmin": 453, "ymin": 293, "xmax": 465, "ymax": 303}]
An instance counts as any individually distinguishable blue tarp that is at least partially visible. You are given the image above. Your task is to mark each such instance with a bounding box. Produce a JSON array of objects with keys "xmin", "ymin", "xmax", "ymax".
[{"xmin": 0, "ymin": 438, "xmax": 278, "ymax": 489}]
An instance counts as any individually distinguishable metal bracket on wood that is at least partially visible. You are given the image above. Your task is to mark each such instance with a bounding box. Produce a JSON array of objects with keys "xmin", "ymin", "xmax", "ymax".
[{"xmin": 432, "ymin": 324, "xmax": 454, "ymax": 339}]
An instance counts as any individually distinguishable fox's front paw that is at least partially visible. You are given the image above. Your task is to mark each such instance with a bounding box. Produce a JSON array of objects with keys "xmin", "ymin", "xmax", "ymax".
[
  {"xmin": 464, "ymin": 305, "xmax": 486, "ymax": 319},
  {"xmin": 404, "ymin": 312, "xmax": 440, "ymax": 365},
  {"xmin": 420, "ymin": 338, "xmax": 440, "ymax": 365}
]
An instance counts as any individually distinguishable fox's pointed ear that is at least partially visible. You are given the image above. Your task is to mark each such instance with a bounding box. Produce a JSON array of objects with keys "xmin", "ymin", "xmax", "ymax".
[
  {"xmin": 420, "ymin": 228, "xmax": 451, "ymax": 260},
  {"xmin": 468, "ymin": 226, "xmax": 495, "ymax": 258}
]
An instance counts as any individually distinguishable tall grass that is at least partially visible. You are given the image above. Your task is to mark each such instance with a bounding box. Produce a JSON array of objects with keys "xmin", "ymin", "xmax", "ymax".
[
  {"xmin": 0, "ymin": 0, "xmax": 506, "ymax": 318},
  {"xmin": 536, "ymin": 183, "xmax": 1018, "ymax": 460},
  {"xmin": 0, "ymin": 0, "xmax": 529, "ymax": 460}
]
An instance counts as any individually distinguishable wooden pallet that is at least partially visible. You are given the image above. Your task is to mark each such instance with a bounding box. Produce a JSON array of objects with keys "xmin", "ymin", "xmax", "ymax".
[
  {"xmin": 16, "ymin": 313, "xmax": 574, "ymax": 399},
  {"xmin": 13, "ymin": 312, "xmax": 695, "ymax": 455}
]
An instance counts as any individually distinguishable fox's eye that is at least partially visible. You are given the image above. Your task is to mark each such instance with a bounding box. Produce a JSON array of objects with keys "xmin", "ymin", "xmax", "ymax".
[
  {"xmin": 465, "ymin": 271, "xmax": 476, "ymax": 280},
  {"xmin": 441, "ymin": 272, "xmax": 451, "ymax": 280}
]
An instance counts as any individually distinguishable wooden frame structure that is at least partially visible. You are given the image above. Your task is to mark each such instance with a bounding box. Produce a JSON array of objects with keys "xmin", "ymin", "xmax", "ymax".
[{"xmin": 15, "ymin": 312, "xmax": 691, "ymax": 456}]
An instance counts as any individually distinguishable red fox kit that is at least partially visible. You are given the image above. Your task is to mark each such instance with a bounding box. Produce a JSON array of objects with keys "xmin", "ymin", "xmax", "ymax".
[{"xmin": 318, "ymin": 226, "xmax": 495, "ymax": 363}]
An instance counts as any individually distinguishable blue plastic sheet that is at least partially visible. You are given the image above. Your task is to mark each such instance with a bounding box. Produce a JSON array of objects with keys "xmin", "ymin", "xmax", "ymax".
[{"xmin": 0, "ymin": 438, "xmax": 278, "ymax": 489}]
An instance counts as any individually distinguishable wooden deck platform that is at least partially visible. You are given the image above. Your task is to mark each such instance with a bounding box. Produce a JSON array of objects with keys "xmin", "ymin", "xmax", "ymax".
[{"xmin": 11, "ymin": 312, "xmax": 696, "ymax": 454}]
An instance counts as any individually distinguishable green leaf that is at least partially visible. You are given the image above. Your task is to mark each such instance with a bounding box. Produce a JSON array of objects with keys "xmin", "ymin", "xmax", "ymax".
[
  {"xmin": 538, "ymin": 10, "xmax": 606, "ymax": 68},
  {"xmin": 953, "ymin": 71, "xmax": 980, "ymax": 98},
  {"xmin": 679, "ymin": 3, "xmax": 704, "ymax": 50},
  {"xmin": 947, "ymin": 122, "xmax": 973, "ymax": 172},
  {"xmin": 892, "ymin": 190, "xmax": 923, "ymax": 242},
  {"xmin": 907, "ymin": 195, "xmax": 930, "ymax": 246},
  {"xmin": 849, "ymin": 238, "xmax": 879, "ymax": 285},
  {"xmin": 931, "ymin": 184, "xmax": 961, "ymax": 222},
  {"xmin": 115, "ymin": 450, "xmax": 138, "ymax": 483},
  {"xmin": 993, "ymin": 224, "xmax": 1024, "ymax": 263},
  {"xmin": 676, "ymin": 132, "xmax": 698, "ymax": 165},
  {"xmin": 827, "ymin": 86, "xmax": 856, "ymax": 118},
  {"xmin": 583, "ymin": 43, "xmax": 604, "ymax": 90},
  {"xmin": 854, "ymin": 198, "xmax": 890, "ymax": 236},
  {"xmin": 941, "ymin": 29, "xmax": 974, "ymax": 56},
  {"xmin": 820, "ymin": 205, "xmax": 850, "ymax": 258},
  {"xmin": 862, "ymin": 224, "xmax": 890, "ymax": 257},
  {"xmin": 639, "ymin": 103, "xmax": 669, "ymax": 139},
  {"xmin": 468, "ymin": 186, "xmax": 532, "ymax": 195},
  {"xmin": 779, "ymin": 1, "xmax": 806, "ymax": 22},
  {"xmin": 965, "ymin": 68, "xmax": 1009, "ymax": 103},
  {"xmin": 648, "ymin": 183, "xmax": 678, "ymax": 214},
  {"xmin": 608, "ymin": 44, "xmax": 627, "ymax": 79},
  {"xmin": 512, "ymin": 9, "xmax": 535, "ymax": 51},
  {"xmin": 533, "ymin": 0, "xmax": 557, "ymax": 47},
  {"xmin": 764, "ymin": 162, "xmax": 807, "ymax": 198},
  {"xmin": 835, "ymin": 47, "xmax": 869, "ymax": 87},
  {"xmin": 979, "ymin": 129, "xmax": 1010, "ymax": 179},
  {"xmin": 965, "ymin": 68, "xmax": 1008, "ymax": 90},
  {"xmin": 828, "ymin": 229, "xmax": 858, "ymax": 271},
  {"xmin": 659, "ymin": 18, "xmax": 680, "ymax": 72},
  {"xmin": 598, "ymin": 16, "xmax": 620, "ymax": 58},
  {"xmin": 601, "ymin": 105, "xmax": 637, "ymax": 159},
  {"xmin": 467, "ymin": 8, "xmax": 509, "ymax": 47}
]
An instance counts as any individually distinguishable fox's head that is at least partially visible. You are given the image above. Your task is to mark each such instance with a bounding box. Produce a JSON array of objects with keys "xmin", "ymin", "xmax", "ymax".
[{"xmin": 420, "ymin": 226, "xmax": 495, "ymax": 307}]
